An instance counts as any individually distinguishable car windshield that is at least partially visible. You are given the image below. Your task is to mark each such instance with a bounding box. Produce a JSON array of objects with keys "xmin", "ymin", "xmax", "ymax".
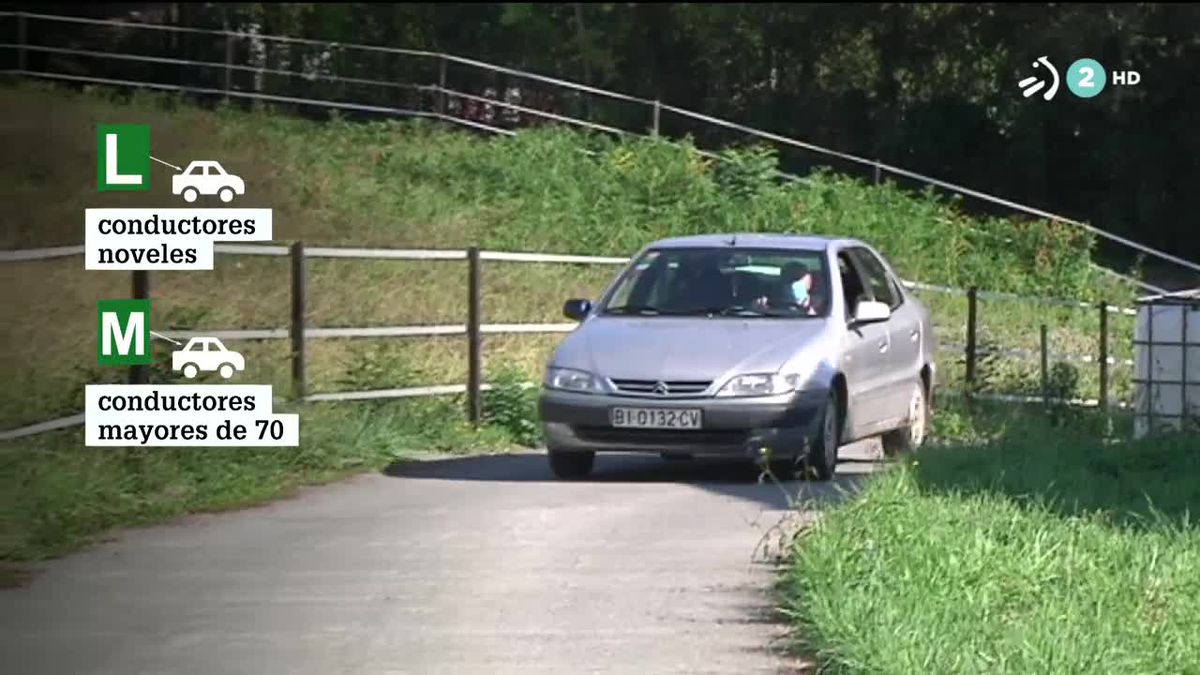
[{"xmin": 601, "ymin": 246, "xmax": 831, "ymax": 318}]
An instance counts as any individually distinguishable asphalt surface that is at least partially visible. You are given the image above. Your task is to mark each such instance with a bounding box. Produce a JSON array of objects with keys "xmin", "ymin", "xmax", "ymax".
[{"xmin": 1, "ymin": 442, "xmax": 881, "ymax": 675}]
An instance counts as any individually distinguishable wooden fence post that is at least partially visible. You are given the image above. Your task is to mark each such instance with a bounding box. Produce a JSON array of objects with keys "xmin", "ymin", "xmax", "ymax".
[
  {"xmin": 467, "ymin": 246, "xmax": 482, "ymax": 425},
  {"xmin": 1098, "ymin": 302, "xmax": 1108, "ymax": 412},
  {"xmin": 873, "ymin": 160, "xmax": 882, "ymax": 185},
  {"xmin": 965, "ymin": 286, "xmax": 978, "ymax": 396},
  {"xmin": 651, "ymin": 100, "xmax": 661, "ymax": 137},
  {"xmin": 1040, "ymin": 324, "xmax": 1049, "ymax": 406},
  {"xmin": 130, "ymin": 270, "xmax": 150, "ymax": 385},
  {"xmin": 290, "ymin": 241, "xmax": 306, "ymax": 400}
]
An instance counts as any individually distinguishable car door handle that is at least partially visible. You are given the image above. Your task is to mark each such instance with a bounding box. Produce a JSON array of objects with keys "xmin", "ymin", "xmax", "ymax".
[
  {"xmin": 910, "ymin": 328, "xmax": 920, "ymax": 341},
  {"xmin": 878, "ymin": 338, "xmax": 889, "ymax": 353}
]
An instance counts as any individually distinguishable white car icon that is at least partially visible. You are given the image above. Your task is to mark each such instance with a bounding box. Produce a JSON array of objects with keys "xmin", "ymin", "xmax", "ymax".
[
  {"xmin": 171, "ymin": 161, "xmax": 246, "ymax": 203},
  {"xmin": 171, "ymin": 337, "xmax": 247, "ymax": 379}
]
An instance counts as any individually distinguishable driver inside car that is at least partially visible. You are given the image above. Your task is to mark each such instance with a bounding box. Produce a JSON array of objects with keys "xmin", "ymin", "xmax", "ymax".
[{"xmin": 752, "ymin": 261, "xmax": 815, "ymax": 315}]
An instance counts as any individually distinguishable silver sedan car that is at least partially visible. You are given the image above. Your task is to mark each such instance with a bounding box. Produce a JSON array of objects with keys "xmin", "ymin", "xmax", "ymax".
[{"xmin": 538, "ymin": 234, "xmax": 936, "ymax": 480}]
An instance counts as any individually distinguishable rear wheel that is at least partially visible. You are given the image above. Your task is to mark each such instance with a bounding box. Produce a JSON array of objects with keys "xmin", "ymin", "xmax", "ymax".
[
  {"xmin": 182, "ymin": 363, "xmax": 199, "ymax": 379},
  {"xmin": 882, "ymin": 381, "xmax": 928, "ymax": 456},
  {"xmin": 805, "ymin": 389, "xmax": 841, "ymax": 481},
  {"xmin": 548, "ymin": 450, "xmax": 595, "ymax": 479},
  {"xmin": 182, "ymin": 187, "xmax": 198, "ymax": 203}
]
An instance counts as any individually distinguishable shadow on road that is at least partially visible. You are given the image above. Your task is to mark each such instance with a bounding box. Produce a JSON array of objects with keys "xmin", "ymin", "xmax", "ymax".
[{"xmin": 383, "ymin": 451, "xmax": 878, "ymax": 511}]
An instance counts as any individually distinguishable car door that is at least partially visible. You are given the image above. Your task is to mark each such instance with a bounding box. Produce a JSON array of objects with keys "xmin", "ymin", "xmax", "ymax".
[
  {"xmin": 848, "ymin": 247, "xmax": 921, "ymax": 424},
  {"xmin": 836, "ymin": 249, "xmax": 893, "ymax": 440}
]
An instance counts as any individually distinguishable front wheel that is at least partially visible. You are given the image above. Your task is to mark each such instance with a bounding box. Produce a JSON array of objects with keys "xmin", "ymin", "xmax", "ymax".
[
  {"xmin": 218, "ymin": 363, "xmax": 235, "ymax": 379},
  {"xmin": 882, "ymin": 381, "xmax": 929, "ymax": 456},
  {"xmin": 805, "ymin": 389, "xmax": 841, "ymax": 481},
  {"xmin": 548, "ymin": 450, "xmax": 595, "ymax": 480},
  {"xmin": 218, "ymin": 187, "xmax": 234, "ymax": 203}
]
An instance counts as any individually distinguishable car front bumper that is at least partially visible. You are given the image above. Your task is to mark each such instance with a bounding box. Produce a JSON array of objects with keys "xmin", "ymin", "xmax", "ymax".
[{"xmin": 538, "ymin": 388, "xmax": 828, "ymax": 460}]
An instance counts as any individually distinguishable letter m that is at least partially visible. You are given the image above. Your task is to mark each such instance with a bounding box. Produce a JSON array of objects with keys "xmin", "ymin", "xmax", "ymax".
[{"xmin": 97, "ymin": 299, "xmax": 152, "ymax": 366}]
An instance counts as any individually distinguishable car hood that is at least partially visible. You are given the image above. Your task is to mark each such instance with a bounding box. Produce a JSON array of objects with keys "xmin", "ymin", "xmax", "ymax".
[{"xmin": 552, "ymin": 316, "xmax": 833, "ymax": 383}]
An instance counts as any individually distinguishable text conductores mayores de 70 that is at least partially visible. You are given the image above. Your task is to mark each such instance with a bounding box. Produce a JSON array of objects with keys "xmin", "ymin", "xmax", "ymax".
[
  {"xmin": 97, "ymin": 391, "xmax": 258, "ymax": 413},
  {"xmin": 94, "ymin": 214, "xmax": 258, "ymax": 265}
]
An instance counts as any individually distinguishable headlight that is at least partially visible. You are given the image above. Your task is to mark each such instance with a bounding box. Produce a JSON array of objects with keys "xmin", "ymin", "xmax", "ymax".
[
  {"xmin": 544, "ymin": 367, "xmax": 605, "ymax": 393},
  {"xmin": 715, "ymin": 372, "xmax": 812, "ymax": 398}
]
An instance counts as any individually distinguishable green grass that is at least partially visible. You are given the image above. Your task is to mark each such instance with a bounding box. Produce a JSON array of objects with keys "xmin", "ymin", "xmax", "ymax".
[
  {"xmin": 0, "ymin": 82, "xmax": 1138, "ymax": 429},
  {"xmin": 0, "ymin": 395, "xmax": 525, "ymax": 579},
  {"xmin": 783, "ymin": 406, "xmax": 1200, "ymax": 673}
]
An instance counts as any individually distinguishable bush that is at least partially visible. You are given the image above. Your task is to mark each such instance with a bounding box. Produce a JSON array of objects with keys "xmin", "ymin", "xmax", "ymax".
[{"xmin": 482, "ymin": 365, "xmax": 540, "ymax": 447}]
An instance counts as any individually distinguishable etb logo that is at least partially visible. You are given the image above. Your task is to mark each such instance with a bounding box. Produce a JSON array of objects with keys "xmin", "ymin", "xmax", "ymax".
[
  {"xmin": 97, "ymin": 124, "xmax": 150, "ymax": 192},
  {"xmin": 1020, "ymin": 57, "xmax": 1141, "ymax": 100},
  {"xmin": 97, "ymin": 300, "xmax": 152, "ymax": 365}
]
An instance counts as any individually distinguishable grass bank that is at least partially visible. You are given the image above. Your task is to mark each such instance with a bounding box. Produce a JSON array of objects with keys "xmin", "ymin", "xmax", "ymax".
[
  {"xmin": 0, "ymin": 82, "xmax": 1137, "ymax": 428},
  {"xmin": 782, "ymin": 407, "xmax": 1200, "ymax": 673}
]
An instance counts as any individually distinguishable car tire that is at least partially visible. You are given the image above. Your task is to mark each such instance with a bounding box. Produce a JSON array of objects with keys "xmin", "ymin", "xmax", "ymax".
[
  {"xmin": 882, "ymin": 381, "xmax": 929, "ymax": 456},
  {"xmin": 218, "ymin": 187, "xmax": 234, "ymax": 203},
  {"xmin": 183, "ymin": 187, "xmax": 198, "ymax": 203},
  {"xmin": 182, "ymin": 363, "xmax": 199, "ymax": 379},
  {"xmin": 805, "ymin": 389, "xmax": 841, "ymax": 481},
  {"xmin": 548, "ymin": 449, "xmax": 594, "ymax": 479},
  {"xmin": 218, "ymin": 363, "xmax": 235, "ymax": 379}
]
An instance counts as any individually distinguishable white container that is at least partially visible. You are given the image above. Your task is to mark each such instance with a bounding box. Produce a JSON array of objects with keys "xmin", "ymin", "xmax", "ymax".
[{"xmin": 1133, "ymin": 293, "xmax": 1200, "ymax": 438}]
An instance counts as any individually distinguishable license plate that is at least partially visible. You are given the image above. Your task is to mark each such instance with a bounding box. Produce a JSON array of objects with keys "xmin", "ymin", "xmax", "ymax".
[{"xmin": 610, "ymin": 407, "xmax": 702, "ymax": 429}]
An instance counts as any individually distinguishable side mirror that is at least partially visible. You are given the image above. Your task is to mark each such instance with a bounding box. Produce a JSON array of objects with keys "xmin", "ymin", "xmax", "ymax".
[
  {"xmin": 563, "ymin": 298, "xmax": 593, "ymax": 321},
  {"xmin": 852, "ymin": 300, "xmax": 890, "ymax": 324}
]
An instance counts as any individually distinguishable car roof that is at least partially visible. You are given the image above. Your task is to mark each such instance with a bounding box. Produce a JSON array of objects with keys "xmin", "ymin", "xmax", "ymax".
[
  {"xmin": 185, "ymin": 160, "xmax": 222, "ymax": 167},
  {"xmin": 642, "ymin": 233, "xmax": 868, "ymax": 252}
]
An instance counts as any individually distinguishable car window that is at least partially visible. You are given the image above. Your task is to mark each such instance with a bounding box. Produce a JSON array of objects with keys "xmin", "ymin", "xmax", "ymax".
[
  {"xmin": 602, "ymin": 247, "xmax": 830, "ymax": 318},
  {"xmin": 210, "ymin": 164, "xmax": 226, "ymax": 176},
  {"xmin": 837, "ymin": 251, "xmax": 870, "ymax": 321},
  {"xmin": 848, "ymin": 248, "xmax": 902, "ymax": 310},
  {"xmin": 185, "ymin": 164, "xmax": 200, "ymax": 176}
]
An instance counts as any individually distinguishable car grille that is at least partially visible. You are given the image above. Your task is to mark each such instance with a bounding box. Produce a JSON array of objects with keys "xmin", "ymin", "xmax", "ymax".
[
  {"xmin": 573, "ymin": 426, "xmax": 749, "ymax": 448},
  {"xmin": 609, "ymin": 379, "xmax": 712, "ymax": 397}
]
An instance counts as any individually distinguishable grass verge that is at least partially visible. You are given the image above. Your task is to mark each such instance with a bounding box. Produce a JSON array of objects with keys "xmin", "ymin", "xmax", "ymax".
[{"xmin": 782, "ymin": 405, "xmax": 1200, "ymax": 673}]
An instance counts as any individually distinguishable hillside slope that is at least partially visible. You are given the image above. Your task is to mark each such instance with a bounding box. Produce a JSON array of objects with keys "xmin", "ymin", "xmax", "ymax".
[{"xmin": 0, "ymin": 82, "xmax": 1136, "ymax": 429}]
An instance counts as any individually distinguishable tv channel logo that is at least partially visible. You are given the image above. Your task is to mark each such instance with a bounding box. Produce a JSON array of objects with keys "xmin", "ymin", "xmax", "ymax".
[
  {"xmin": 97, "ymin": 124, "xmax": 150, "ymax": 192},
  {"xmin": 97, "ymin": 299, "xmax": 152, "ymax": 366},
  {"xmin": 1066, "ymin": 59, "xmax": 1107, "ymax": 98}
]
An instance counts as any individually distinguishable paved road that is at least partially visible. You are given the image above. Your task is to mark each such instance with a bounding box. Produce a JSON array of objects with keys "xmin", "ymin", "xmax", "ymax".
[{"xmin": 1, "ymin": 443, "xmax": 881, "ymax": 675}]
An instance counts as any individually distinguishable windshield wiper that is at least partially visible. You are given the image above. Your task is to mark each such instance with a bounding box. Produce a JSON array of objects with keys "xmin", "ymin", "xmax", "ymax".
[
  {"xmin": 685, "ymin": 305, "xmax": 771, "ymax": 317},
  {"xmin": 604, "ymin": 304, "xmax": 678, "ymax": 316}
]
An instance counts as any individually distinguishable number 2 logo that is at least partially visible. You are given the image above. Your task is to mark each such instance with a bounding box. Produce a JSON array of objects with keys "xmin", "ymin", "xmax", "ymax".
[{"xmin": 1067, "ymin": 58, "xmax": 1107, "ymax": 98}]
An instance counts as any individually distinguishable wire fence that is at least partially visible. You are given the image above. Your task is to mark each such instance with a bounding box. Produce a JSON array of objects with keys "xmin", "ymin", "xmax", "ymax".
[
  {"xmin": 1, "ymin": 10, "xmax": 1197, "ymax": 290},
  {"xmin": 1, "ymin": 242, "xmax": 1140, "ymax": 441}
]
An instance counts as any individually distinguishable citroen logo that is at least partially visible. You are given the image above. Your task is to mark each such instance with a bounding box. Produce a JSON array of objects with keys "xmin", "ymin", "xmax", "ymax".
[{"xmin": 653, "ymin": 381, "xmax": 670, "ymax": 396}]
